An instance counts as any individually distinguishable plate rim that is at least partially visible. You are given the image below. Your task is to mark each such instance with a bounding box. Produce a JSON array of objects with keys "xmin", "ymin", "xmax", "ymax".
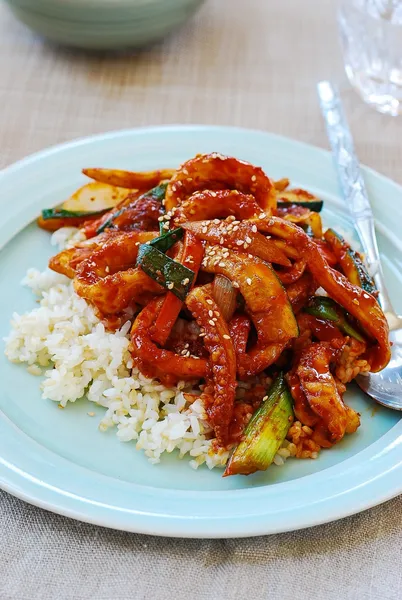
[
  {"xmin": 1, "ymin": 124, "xmax": 402, "ymax": 538},
  {"xmin": 2, "ymin": 123, "xmax": 402, "ymax": 192}
]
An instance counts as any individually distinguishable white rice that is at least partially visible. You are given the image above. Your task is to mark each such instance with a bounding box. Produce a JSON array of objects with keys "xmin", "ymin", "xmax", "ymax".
[
  {"xmin": 3, "ymin": 229, "xmax": 232, "ymax": 470},
  {"xmin": 3, "ymin": 227, "xmax": 289, "ymax": 471}
]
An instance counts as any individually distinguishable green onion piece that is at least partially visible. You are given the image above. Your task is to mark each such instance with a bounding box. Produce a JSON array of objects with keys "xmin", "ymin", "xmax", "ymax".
[
  {"xmin": 305, "ymin": 296, "xmax": 365, "ymax": 341},
  {"xmin": 96, "ymin": 182, "xmax": 168, "ymax": 235},
  {"xmin": 41, "ymin": 208, "xmax": 107, "ymax": 220},
  {"xmin": 136, "ymin": 244, "xmax": 194, "ymax": 300},
  {"xmin": 224, "ymin": 373, "xmax": 294, "ymax": 476},
  {"xmin": 277, "ymin": 199, "xmax": 323, "ymax": 212},
  {"xmin": 96, "ymin": 208, "xmax": 124, "ymax": 234},
  {"xmin": 149, "ymin": 227, "xmax": 184, "ymax": 253},
  {"xmin": 146, "ymin": 182, "xmax": 169, "ymax": 202}
]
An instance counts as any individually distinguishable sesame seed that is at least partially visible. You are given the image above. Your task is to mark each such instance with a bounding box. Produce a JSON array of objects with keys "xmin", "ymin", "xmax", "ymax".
[
  {"xmin": 219, "ymin": 237, "xmax": 224, "ymax": 244},
  {"xmin": 172, "ymin": 185, "xmax": 177, "ymax": 192},
  {"xmin": 218, "ymin": 261, "xmax": 226, "ymax": 267},
  {"xmin": 182, "ymin": 278, "xmax": 190, "ymax": 285},
  {"xmin": 135, "ymin": 241, "xmax": 140, "ymax": 246},
  {"xmin": 262, "ymin": 395, "xmax": 268, "ymax": 401},
  {"xmin": 206, "ymin": 299, "xmax": 214, "ymax": 305},
  {"xmin": 353, "ymin": 298, "xmax": 360, "ymax": 305},
  {"xmin": 209, "ymin": 320, "xmax": 215, "ymax": 326},
  {"xmin": 246, "ymin": 278, "xmax": 252, "ymax": 285},
  {"xmin": 259, "ymin": 213, "xmax": 266, "ymax": 219},
  {"xmin": 202, "ymin": 226, "xmax": 208, "ymax": 233},
  {"xmin": 236, "ymin": 240, "xmax": 243, "ymax": 246},
  {"xmin": 251, "ymin": 225, "xmax": 257, "ymax": 233},
  {"xmin": 233, "ymin": 226, "xmax": 239, "ymax": 232},
  {"xmin": 211, "ymin": 192, "xmax": 217, "ymax": 197},
  {"xmin": 223, "ymin": 334, "xmax": 231, "ymax": 340},
  {"xmin": 183, "ymin": 168, "xmax": 189, "ymax": 175},
  {"xmin": 163, "ymin": 222, "xmax": 169, "ymax": 230},
  {"xmin": 158, "ymin": 216, "xmax": 164, "ymax": 222},
  {"xmin": 251, "ymin": 175, "xmax": 257, "ymax": 182},
  {"xmin": 233, "ymin": 281, "xmax": 240, "ymax": 288},
  {"xmin": 214, "ymin": 219, "xmax": 220, "ymax": 225},
  {"xmin": 208, "ymin": 310, "xmax": 214, "ymax": 317},
  {"xmin": 167, "ymin": 282, "xmax": 174, "ymax": 290},
  {"xmin": 228, "ymin": 215, "xmax": 236, "ymax": 222},
  {"xmin": 105, "ymin": 266, "xmax": 110, "ymax": 273},
  {"xmin": 87, "ymin": 412, "xmax": 95, "ymax": 417}
]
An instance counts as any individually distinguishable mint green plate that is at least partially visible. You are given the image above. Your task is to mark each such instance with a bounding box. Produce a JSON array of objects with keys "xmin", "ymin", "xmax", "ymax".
[{"xmin": 1, "ymin": 126, "xmax": 402, "ymax": 537}]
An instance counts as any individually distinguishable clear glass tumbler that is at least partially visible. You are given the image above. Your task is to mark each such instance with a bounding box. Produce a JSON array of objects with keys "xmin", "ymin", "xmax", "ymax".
[{"xmin": 338, "ymin": 0, "xmax": 402, "ymax": 115}]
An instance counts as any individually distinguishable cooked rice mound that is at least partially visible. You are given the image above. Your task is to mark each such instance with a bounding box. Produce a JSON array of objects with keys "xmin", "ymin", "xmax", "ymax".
[{"xmin": 4, "ymin": 256, "xmax": 230, "ymax": 470}]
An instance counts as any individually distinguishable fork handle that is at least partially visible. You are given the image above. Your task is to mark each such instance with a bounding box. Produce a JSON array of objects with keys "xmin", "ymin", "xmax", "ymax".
[{"xmin": 317, "ymin": 81, "xmax": 396, "ymax": 318}]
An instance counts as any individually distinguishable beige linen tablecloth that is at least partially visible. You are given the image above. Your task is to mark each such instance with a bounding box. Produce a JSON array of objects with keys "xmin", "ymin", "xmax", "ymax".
[{"xmin": 1, "ymin": 1, "xmax": 402, "ymax": 599}]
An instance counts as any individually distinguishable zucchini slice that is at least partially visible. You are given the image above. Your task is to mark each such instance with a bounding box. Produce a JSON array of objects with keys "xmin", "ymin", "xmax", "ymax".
[
  {"xmin": 41, "ymin": 208, "xmax": 107, "ymax": 220},
  {"xmin": 149, "ymin": 227, "xmax": 184, "ymax": 253},
  {"xmin": 324, "ymin": 229, "xmax": 376, "ymax": 296},
  {"xmin": 136, "ymin": 244, "xmax": 194, "ymax": 301},
  {"xmin": 277, "ymin": 189, "xmax": 323, "ymax": 213},
  {"xmin": 305, "ymin": 296, "xmax": 365, "ymax": 342}
]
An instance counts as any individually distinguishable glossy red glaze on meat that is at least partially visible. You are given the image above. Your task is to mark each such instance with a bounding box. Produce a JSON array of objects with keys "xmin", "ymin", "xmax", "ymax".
[
  {"xmin": 186, "ymin": 285, "xmax": 236, "ymax": 446},
  {"xmin": 165, "ymin": 153, "xmax": 276, "ymax": 213}
]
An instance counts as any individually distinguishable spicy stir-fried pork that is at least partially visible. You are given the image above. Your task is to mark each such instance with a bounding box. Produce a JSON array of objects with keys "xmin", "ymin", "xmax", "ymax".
[{"xmin": 40, "ymin": 153, "xmax": 391, "ymax": 476}]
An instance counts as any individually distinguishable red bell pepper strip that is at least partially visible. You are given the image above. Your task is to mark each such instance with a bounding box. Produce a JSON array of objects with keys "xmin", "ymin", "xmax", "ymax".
[{"xmin": 130, "ymin": 298, "xmax": 207, "ymax": 386}]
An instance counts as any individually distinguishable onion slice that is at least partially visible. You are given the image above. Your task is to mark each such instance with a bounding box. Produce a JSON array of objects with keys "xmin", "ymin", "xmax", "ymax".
[{"xmin": 213, "ymin": 275, "xmax": 237, "ymax": 322}]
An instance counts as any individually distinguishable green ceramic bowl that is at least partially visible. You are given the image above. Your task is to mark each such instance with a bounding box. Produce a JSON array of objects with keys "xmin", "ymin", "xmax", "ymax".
[{"xmin": 4, "ymin": 0, "xmax": 205, "ymax": 49}]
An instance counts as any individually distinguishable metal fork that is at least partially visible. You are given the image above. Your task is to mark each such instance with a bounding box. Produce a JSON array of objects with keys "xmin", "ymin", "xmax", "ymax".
[{"xmin": 317, "ymin": 81, "xmax": 402, "ymax": 409}]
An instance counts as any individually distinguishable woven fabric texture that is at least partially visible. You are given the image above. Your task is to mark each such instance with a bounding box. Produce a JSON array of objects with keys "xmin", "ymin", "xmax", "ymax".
[{"xmin": 1, "ymin": 1, "xmax": 402, "ymax": 598}]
